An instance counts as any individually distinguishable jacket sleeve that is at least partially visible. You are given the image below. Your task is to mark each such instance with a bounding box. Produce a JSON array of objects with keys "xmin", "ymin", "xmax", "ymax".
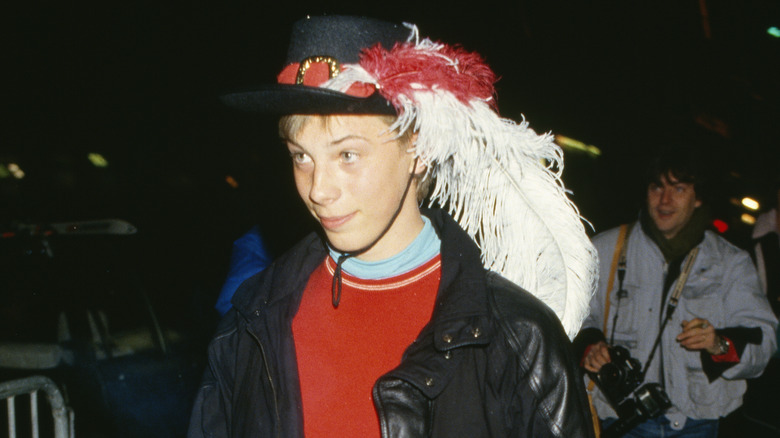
[
  {"xmin": 188, "ymin": 369, "xmax": 228, "ymax": 438},
  {"xmin": 489, "ymin": 276, "xmax": 596, "ymax": 438},
  {"xmin": 716, "ymin": 249, "xmax": 778, "ymax": 380},
  {"xmin": 187, "ymin": 313, "xmax": 238, "ymax": 438},
  {"xmin": 517, "ymin": 319, "xmax": 596, "ymax": 438}
]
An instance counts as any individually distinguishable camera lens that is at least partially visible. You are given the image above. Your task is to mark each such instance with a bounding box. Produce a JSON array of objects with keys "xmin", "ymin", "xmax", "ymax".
[
  {"xmin": 598, "ymin": 363, "xmax": 622, "ymax": 386},
  {"xmin": 634, "ymin": 383, "xmax": 671, "ymax": 417}
]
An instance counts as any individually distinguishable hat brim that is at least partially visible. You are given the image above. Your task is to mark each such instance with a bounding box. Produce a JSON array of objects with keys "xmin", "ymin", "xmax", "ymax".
[{"xmin": 220, "ymin": 84, "xmax": 396, "ymax": 115}]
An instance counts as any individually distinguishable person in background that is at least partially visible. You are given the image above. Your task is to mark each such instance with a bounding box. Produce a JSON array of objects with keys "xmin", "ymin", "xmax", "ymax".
[
  {"xmin": 574, "ymin": 147, "xmax": 777, "ymax": 437},
  {"xmin": 188, "ymin": 15, "xmax": 598, "ymax": 438},
  {"xmin": 214, "ymin": 225, "xmax": 272, "ymax": 316},
  {"xmin": 736, "ymin": 179, "xmax": 780, "ymax": 435},
  {"xmin": 750, "ymin": 181, "xmax": 780, "ymax": 317}
]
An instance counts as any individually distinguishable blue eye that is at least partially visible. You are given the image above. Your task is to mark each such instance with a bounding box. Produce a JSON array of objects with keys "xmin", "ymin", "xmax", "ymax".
[{"xmin": 290, "ymin": 152, "xmax": 311, "ymax": 164}]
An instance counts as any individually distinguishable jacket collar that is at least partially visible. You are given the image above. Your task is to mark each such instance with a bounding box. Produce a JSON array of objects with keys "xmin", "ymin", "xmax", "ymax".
[
  {"xmin": 231, "ymin": 232, "xmax": 325, "ymax": 321},
  {"xmin": 423, "ymin": 208, "xmax": 492, "ymax": 350},
  {"xmin": 625, "ymin": 225, "xmax": 720, "ymax": 289},
  {"xmin": 232, "ymin": 208, "xmax": 494, "ymax": 398}
]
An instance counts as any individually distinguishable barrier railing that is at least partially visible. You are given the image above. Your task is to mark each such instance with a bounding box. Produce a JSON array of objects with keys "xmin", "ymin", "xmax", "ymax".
[{"xmin": 0, "ymin": 376, "xmax": 74, "ymax": 438}]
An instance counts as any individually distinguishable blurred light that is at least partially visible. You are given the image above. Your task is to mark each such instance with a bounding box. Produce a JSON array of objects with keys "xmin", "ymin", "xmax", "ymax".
[
  {"xmin": 88, "ymin": 153, "xmax": 109, "ymax": 168},
  {"xmin": 0, "ymin": 164, "xmax": 10, "ymax": 179},
  {"xmin": 768, "ymin": 27, "xmax": 780, "ymax": 38},
  {"xmin": 712, "ymin": 219, "xmax": 728, "ymax": 233},
  {"xmin": 7, "ymin": 163, "xmax": 24, "ymax": 179},
  {"xmin": 694, "ymin": 114, "xmax": 730, "ymax": 138},
  {"xmin": 741, "ymin": 197, "xmax": 760, "ymax": 211},
  {"xmin": 554, "ymin": 135, "xmax": 601, "ymax": 157},
  {"xmin": 225, "ymin": 175, "xmax": 239, "ymax": 189},
  {"xmin": 741, "ymin": 214, "xmax": 756, "ymax": 225}
]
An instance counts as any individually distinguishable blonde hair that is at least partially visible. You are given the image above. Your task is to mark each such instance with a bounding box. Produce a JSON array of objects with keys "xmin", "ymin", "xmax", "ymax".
[{"xmin": 278, "ymin": 114, "xmax": 431, "ymax": 203}]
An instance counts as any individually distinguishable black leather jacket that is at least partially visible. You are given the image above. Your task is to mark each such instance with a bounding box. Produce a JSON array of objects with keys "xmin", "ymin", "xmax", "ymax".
[{"xmin": 188, "ymin": 210, "xmax": 594, "ymax": 438}]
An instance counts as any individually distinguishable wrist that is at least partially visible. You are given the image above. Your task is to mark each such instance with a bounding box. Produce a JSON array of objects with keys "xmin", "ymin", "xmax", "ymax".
[{"xmin": 711, "ymin": 336, "xmax": 730, "ymax": 355}]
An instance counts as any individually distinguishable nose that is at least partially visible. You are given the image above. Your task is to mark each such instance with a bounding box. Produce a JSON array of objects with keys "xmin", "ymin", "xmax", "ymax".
[
  {"xmin": 308, "ymin": 164, "xmax": 339, "ymax": 206},
  {"xmin": 659, "ymin": 187, "xmax": 673, "ymax": 204}
]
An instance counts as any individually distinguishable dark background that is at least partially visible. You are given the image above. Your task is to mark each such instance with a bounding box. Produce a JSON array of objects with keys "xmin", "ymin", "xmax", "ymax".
[
  {"xmin": 1, "ymin": 1, "xmax": 778, "ymax": 435},
  {"xmin": 0, "ymin": 0, "xmax": 780, "ymax": 314},
  {"xmin": 4, "ymin": 1, "xmax": 778, "ymax": 237},
  {"xmin": 2, "ymin": 0, "xmax": 778, "ymax": 335}
]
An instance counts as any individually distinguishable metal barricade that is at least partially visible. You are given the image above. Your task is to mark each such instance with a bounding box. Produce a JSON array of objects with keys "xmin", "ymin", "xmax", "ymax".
[{"xmin": 0, "ymin": 376, "xmax": 74, "ymax": 438}]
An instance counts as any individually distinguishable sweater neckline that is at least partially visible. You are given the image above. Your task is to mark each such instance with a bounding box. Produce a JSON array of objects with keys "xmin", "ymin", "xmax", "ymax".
[{"xmin": 324, "ymin": 254, "xmax": 441, "ymax": 292}]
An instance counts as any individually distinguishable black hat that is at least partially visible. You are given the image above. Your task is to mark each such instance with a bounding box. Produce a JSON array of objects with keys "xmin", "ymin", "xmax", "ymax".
[
  {"xmin": 220, "ymin": 14, "xmax": 600, "ymax": 339},
  {"xmin": 220, "ymin": 15, "xmax": 410, "ymax": 115}
]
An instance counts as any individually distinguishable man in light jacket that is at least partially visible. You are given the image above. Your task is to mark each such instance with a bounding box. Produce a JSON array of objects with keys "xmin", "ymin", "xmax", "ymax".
[{"xmin": 574, "ymin": 147, "xmax": 777, "ymax": 437}]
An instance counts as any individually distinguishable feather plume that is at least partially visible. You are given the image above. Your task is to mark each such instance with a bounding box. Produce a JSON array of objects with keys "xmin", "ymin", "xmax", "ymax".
[{"xmin": 324, "ymin": 34, "xmax": 598, "ymax": 338}]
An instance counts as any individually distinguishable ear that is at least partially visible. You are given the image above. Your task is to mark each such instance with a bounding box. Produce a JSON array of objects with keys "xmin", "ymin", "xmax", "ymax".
[
  {"xmin": 407, "ymin": 133, "xmax": 427, "ymax": 175},
  {"xmin": 411, "ymin": 157, "xmax": 427, "ymax": 176},
  {"xmin": 694, "ymin": 199, "xmax": 702, "ymax": 208}
]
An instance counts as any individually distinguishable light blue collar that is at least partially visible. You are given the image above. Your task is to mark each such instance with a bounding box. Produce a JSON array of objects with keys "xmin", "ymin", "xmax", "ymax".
[{"xmin": 328, "ymin": 216, "xmax": 440, "ymax": 280}]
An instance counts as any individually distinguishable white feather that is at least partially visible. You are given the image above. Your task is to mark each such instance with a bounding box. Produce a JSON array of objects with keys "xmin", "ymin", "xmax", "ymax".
[{"xmin": 324, "ymin": 49, "xmax": 599, "ymax": 339}]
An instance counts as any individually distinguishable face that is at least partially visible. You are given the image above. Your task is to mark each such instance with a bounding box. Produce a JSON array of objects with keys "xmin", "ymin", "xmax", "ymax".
[
  {"xmin": 646, "ymin": 172, "xmax": 702, "ymax": 239},
  {"xmin": 285, "ymin": 115, "xmax": 424, "ymax": 261}
]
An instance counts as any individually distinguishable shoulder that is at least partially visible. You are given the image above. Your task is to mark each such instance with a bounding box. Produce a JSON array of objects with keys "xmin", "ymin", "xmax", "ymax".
[
  {"xmin": 231, "ymin": 232, "xmax": 324, "ymax": 316},
  {"xmin": 592, "ymin": 225, "xmax": 623, "ymax": 244},
  {"xmin": 591, "ymin": 224, "xmax": 631, "ymax": 255},
  {"xmin": 484, "ymin": 273, "xmax": 594, "ymax": 437},
  {"xmin": 752, "ymin": 208, "xmax": 777, "ymax": 239},
  {"xmin": 695, "ymin": 232, "xmax": 761, "ymax": 286},
  {"xmin": 485, "ymin": 272, "xmax": 570, "ymax": 348},
  {"xmin": 700, "ymin": 230, "xmax": 750, "ymax": 262}
]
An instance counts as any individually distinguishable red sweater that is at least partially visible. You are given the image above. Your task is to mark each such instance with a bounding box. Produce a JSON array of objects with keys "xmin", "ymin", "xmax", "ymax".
[{"xmin": 292, "ymin": 255, "xmax": 441, "ymax": 438}]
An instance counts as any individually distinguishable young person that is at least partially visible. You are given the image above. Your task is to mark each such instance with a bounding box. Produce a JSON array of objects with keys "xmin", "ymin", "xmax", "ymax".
[
  {"xmin": 575, "ymin": 149, "xmax": 778, "ymax": 437},
  {"xmin": 189, "ymin": 15, "xmax": 598, "ymax": 438}
]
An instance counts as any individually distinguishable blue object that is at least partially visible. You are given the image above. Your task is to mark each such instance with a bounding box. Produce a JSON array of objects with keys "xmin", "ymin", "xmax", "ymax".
[{"xmin": 215, "ymin": 226, "xmax": 272, "ymax": 315}]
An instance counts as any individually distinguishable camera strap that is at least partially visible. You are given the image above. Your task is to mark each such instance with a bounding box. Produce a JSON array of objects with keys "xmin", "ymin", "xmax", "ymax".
[
  {"xmin": 640, "ymin": 246, "xmax": 700, "ymax": 379},
  {"xmin": 606, "ymin": 222, "xmax": 634, "ymax": 345},
  {"xmin": 665, "ymin": 247, "xmax": 700, "ymax": 314},
  {"xmin": 603, "ymin": 223, "xmax": 634, "ymax": 333},
  {"xmin": 587, "ymin": 222, "xmax": 633, "ymax": 438}
]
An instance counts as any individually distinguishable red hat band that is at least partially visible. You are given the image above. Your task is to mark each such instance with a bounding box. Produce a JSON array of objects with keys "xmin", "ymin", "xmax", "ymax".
[{"xmin": 277, "ymin": 56, "xmax": 376, "ymax": 98}]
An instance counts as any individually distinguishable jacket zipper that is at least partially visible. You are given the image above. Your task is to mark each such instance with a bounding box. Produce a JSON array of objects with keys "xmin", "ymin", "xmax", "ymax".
[{"xmin": 247, "ymin": 327, "xmax": 283, "ymax": 438}]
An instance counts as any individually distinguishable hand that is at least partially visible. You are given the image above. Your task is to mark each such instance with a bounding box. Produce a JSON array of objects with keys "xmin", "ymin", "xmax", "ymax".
[
  {"xmin": 583, "ymin": 341, "xmax": 611, "ymax": 373},
  {"xmin": 676, "ymin": 318, "xmax": 721, "ymax": 355}
]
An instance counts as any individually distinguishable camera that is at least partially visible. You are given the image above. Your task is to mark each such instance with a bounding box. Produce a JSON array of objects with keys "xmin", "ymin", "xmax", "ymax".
[{"xmin": 591, "ymin": 346, "xmax": 672, "ymax": 437}]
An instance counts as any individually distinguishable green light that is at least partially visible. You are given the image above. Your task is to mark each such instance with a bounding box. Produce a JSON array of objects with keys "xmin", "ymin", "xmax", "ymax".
[
  {"xmin": 769, "ymin": 26, "xmax": 780, "ymax": 38},
  {"xmin": 0, "ymin": 164, "xmax": 10, "ymax": 179},
  {"xmin": 554, "ymin": 135, "xmax": 602, "ymax": 157},
  {"xmin": 87, "ymin": 153, "xmax": 109, "ymax": 168}
]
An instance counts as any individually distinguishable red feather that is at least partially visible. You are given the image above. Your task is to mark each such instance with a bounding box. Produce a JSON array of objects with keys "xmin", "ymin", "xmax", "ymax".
[{"xmin": 359, "ymin": 41, "xmax": 497, "ymax": 110}]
